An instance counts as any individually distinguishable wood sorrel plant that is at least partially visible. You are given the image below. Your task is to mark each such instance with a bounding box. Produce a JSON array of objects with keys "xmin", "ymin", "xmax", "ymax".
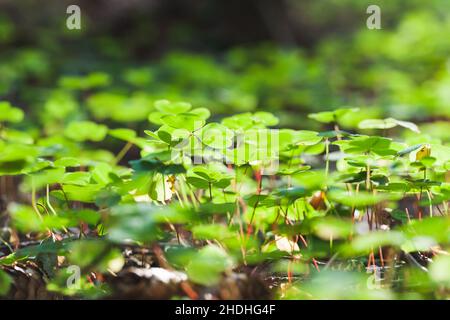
[{"xmin": 0, "ymin": 100, "xmax": 449, "ymax": 300}]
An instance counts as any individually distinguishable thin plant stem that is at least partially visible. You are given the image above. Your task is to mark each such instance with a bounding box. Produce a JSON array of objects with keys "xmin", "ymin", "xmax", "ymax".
[
  {"xmin": 208, "ymin": 182, "xmax": 212, "ymax": 201},
  {"xmin": 31, "ymin": 179, "xmax": 43, "ymax": 221},
  {"xmin": 114, "ymin": 142, "xmax": 133, "ymax": 165}
]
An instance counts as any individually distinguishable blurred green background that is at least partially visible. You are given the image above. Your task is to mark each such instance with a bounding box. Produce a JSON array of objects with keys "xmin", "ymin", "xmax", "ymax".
[{"xmin": 1, "ymin": 0, "xmax": 449, "ymax": 131}]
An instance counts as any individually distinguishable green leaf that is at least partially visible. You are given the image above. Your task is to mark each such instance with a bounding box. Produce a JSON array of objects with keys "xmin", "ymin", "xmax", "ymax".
[
  {"xmin": 107, "ymin": 204, "xmax": 159, "ymax": 243},
  {"xmin": 130, "ymin": 155, "xmax": 186, "ymax": 175},
  {"xmin": 222, "ymin": 113, "xmax": 254, "ymax": 130},
  {"xmin": 123, "ymin": 67, "xmax": 153, "ymax": 86},
  {"xmin": 419, "ymin": 156, "xmax": 436, "ymax": 168},
  {"xmin": 336, "ymin": 135, "xmax": 396, "ymax": 156},
  {"xmin": 192, "ymin": 224, "xmax": 235, "ymax": 240},
  {"xmin": 376, "ymin": 182, "xmax": 410, "ymax": 193},
  {"xmin": 54, "ymin": 157, "xmax": 81, "ymax": 168},
  {"xmin": 91, "ymin": 162, "xmax": 114, "ymax": 185},
  {"xmin": 276, "ymin": 166, "xmax": 311, "ymax": 176},
  {"xmin": 358, "ymin": 118, "xmax": 420, "ymax": 133},
  {"xmin": 154, "ymin": 100, "xmax": 192, "ymax": 114},
  {"xmin": 161, "ymin": 113, "xmax": 205, "ymax": 132},
  {"xmin": 252, "ymin": 111, "xmax": 279, "ymax": 127},
  {"xmin": 395, "ymin": 119, "xmax": 420, "ymax": 133},
  {"xmin": 222, "ymin": 112, "xmax": 278, "ymax": 130},
  {"xmin": 157, "ymin": 130, "xmax": 172, "ymax": 145},
  {"xmin": 144, "ymin": 130, "xmax": 160, "ymax": 140},
  {"xmin": 196, "ymin": 202, "xmax": 237, "ymax": 215},
  {"xmin": 308, "ymin": 108, "xmax": 359, "ymax": 124},
  {"xmin": 190, "ymin": 107, "xmax": 211, "ymax": 120},
  {"xmin": 294, "ymin": 130, "xmax": 322, "ymax": 146},
  {"xmin": 64, "ymin": 121, "xmax": 108, "ymax": 142},
  {"xmin": 43, "ymin": 91, "xmax": 78, "ymax": 120},
  {"xmin": 59, "ymin": 184, "xmax": 104, "ymax": 203},
  {"xmin": 109, "ymin": 128, "xmax": 137, "ymax": 142},
  {"xmin": 165, "ymin": 246, "xmax": 196, "ymax": 269},
  {"xmin": 1, "ymin": 128, "xmax": 34, "ymax": 144},
  {"xmin": 0, "ymin": 144, "xmax": 37, "ymax": 174},
  {"xmin": 343, "ymin": 231, "xmax": 405, "ymax": 255},
  {"xmin": 358, "ymin": 118, "xmax": 397, "ymax": 130},
  {"xmin": 69, "ymin": 240, "xmax": 124, "ymax": 273},
  {"xmin": 275, "ymin": 187, "xmax": 311, "ymax": 203},
  {"xmin": 15, "ymin": 240, "xmax": 71, "ymax": 257},
  {"xmin": 63, "ymin": 209, "xmax": 101, "ymax": 226},
  {"xmin": 95, "ymin": 190, "xmax": 121, "ymax": 207},
  {"xmin": 186, "ymin": 176, "xmax": 210, "ymax": 189},
  {"xmin": 406, "ymin": 179, "xmax": 441, "ymax": 189},
  {"xmin": 8, "ymin": 204, "xmax": 45, "ymax": 232},
  {"xmin": 0, "ymin": 253, "xmax": 24, "ymax": 266},
  {"xmin": 318, "ymin": 130, "xmax": 353, "ymax": 138},
  {"xmin": 61, "ymin": 172, "xmax": 91, "ymax": 186},
  {"xmin": 0, "ymin": 101, "xmax": 24, "ymax": 123},
  {"xmin": 148, "ymin": 111, "xmax": 166, "ymax": 125},
  {"xmin": 59, "ymin": 72, "xmax": 111, "ymax": 90},
  {"xmin": 8, "ymin": 204, "xmax": 72, "ymax": 233},
  {"xmin": 312, "ymin": 217, "xmax": 354, "ymax": 240},
  {"xmin": 199, "ymin": 123, "xmax": 234, "ymax": 149},
  {"xmin": 186, "ymin": 245, "xmax": 234, "ymax": 286},
  {"xmin": 0, "ymin": 269, "xmax": 12, "ymax": 296},
  {"xmin": 400, "ymin": 217, "xmax": 450, "ymax": 243},
  {"xmin": 24, "ymin": 167, "xmax": 65, "ymax": 191},
  {"xmin": 390, "ymin": 209, "xmax": 409, "ymax": 223},
  {"xmin": 328, "ymin": 190, "xmax": 396, "ymax": 207},
  {"xmin": 187, "ymin": 165, "xmax": 232, "ymax": 189}
]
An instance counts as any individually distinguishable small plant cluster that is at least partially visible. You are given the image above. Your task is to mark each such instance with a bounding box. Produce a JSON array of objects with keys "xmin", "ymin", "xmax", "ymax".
[{"xmin": 0, "ymin": 100, "xmax": 449, "ymax": 299}]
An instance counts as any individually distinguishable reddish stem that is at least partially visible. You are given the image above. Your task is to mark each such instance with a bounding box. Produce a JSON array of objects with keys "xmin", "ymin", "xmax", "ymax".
[
  {"xmin": 379, "ymin": 247, "xmax": 385, "ymax": 267},
  {"xmin": 299, "ymin": 235, "xmax": 320, "ymax": 272}
]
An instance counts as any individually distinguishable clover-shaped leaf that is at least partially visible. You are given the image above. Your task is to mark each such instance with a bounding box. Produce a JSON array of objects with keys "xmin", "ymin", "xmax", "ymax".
[
  {"xmin": 161, "ymin": 113, "xmax": 205, "ymax": 132},
  {"xmin": 0, "ymin": 102, "xmax": 24, "ymax": 123},
  {"xmin": 293, "ymin": 130, "xmax": 322, "ymax": 146},
  {"xmin": 109, "ymin": 128, "xmax": 136, "ymax": 142},
  {"xmin": 222, "ymin": 112, "xmax": 279, "ymax": 130},
  {"xmin": 358, "ymin": 118, "xmax": 420, "ymax": 133},
  {"xmin": 335, "ymin": 135, "xmax": 396, "ymax": 156},
  {"xmin": 64, "ymin": 121, "xmax": 108, "ymax": 142},
  {"xmin": 187, "ymin": 165, "xmax": 231, "ymax": 190},
  {"xmin": 308, "ymin": 108, "xmax": 359, "ymax": 124},
  {"xmin": 199, "ymin": 123, "xmax": 234, "ymax": 149},
  {"xmin": 186, "ymin": 245, "xmax": 234, "ymax": 286},
  {"xmin": 154, "ymin": 100, "xmax": 192, "ymax": 114}
]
